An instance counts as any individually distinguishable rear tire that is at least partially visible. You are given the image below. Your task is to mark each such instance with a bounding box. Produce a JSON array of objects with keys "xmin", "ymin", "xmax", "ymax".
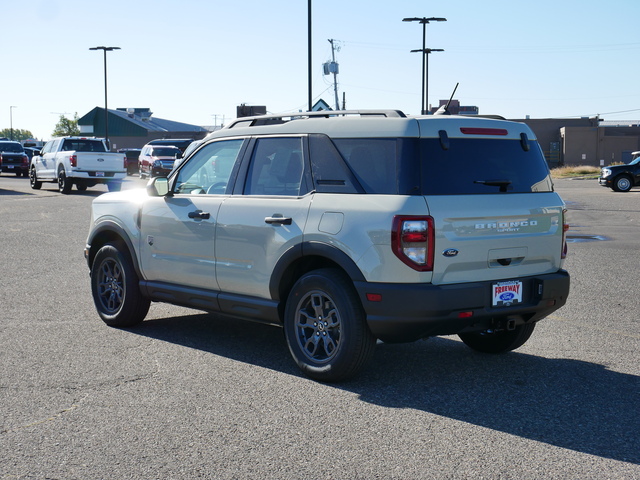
[
  {"xmin": 91, "ymin": 243, "xmax": 150, "ymax": 327},
  {"xmin": 284, "ymin": 268, "xmax": 376, "ymax": 382},
  {"xmin": 458, "ymin": 322, "xmax": 536, "ymax": 354},
  {"xmin": 58, "ymin": 168, "xmax": 72, "ymax": 194}
]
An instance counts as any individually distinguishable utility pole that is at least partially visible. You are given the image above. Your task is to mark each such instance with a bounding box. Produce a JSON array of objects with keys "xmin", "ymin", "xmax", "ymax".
[{"xmin": 329, "ymin": 39, "xmax": 340, "ymax": 111}]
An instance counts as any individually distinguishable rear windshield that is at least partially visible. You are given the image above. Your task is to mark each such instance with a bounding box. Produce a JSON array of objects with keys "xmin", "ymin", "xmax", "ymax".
[
  {"xmin": 61, "ymin": 140, "xmax": 106, "ymax": 152},
  {"xmin": 152, "ymin": 147, "xmax": 180, "ymax": 157},
  {"xmin": 332, "ymin": 137, "xmax": 552, "ymax": 195},
  {"xmin": 0, "ymin": 142, "xmax": 24, "ymax": 153},
  {"xmin": 420, "ymin": 138, "xmax": 553, "ymax": 194}
]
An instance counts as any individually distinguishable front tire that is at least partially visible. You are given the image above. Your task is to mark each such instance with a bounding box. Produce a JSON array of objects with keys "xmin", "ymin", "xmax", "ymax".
[
  {"xmin": 458, "ymin": 322, "xmax": 536, "ymax": 354},
  {"xmin": 91, "ymin": 243, "xmax": 150, "ymax": 327},
  {"xmin": 612, "ymin": 175, "xmax": 633, "ymax": 192},
  {"xmin": 284, "ymin": 268, "xmax": 376, "ymax": 382},
  {"xmin": 29, "ymin": 167, "xmax": 42, "ymax": 189}
]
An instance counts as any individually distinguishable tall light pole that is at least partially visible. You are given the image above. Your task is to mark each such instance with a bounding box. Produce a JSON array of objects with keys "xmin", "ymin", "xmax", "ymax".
[
  {"xmin": 9, "ymin": 106, "xmax": 16, "ymax": 141},
  {"xmin": 308, "ymin": 0, "xmax": 313, "ymax": 111},
  {"xmin": 403, "ymin": 17, "xmax": 446, "ymax": 114},
  {"xmin": 410, "ymin": 47, "xmax": 444, "ymax": 114},
  {"xmin": 89, "ymin": 46, "xmax": 120, "ymax": 148}
]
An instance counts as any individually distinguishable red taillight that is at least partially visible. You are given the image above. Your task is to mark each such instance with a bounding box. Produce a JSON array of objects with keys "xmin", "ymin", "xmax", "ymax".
[
  {"xmin": 69, "ymin": 154, "xmax": 77, "ymax": 167},
  {"xmin": 561, "ymin": 209, "xmax": 569, "ymax": 259},
  {"xmin": 21, "ymin": 154, "xmax": 29, "ymax": 167},
  {"xmin": 392, "ymin": 215, "xmax": 434, "ymax": 271}
]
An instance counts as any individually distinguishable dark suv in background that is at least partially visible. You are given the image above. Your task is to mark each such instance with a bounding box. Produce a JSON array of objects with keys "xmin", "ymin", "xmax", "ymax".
[{"xmin": 0, "ymin": 140, "xmax": 29, "ymax": 177}]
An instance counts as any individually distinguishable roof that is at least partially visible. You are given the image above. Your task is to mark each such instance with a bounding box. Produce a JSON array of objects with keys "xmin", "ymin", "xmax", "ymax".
[{"xmin": 78, "ymin": 107, "xmax": 208, "ymax": 135}]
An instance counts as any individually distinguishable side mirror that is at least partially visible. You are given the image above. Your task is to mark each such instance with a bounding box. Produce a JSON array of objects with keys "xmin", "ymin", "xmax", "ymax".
[{"xmin": 147, "ymin": 177, "xmax": 170, "ymax": 197}]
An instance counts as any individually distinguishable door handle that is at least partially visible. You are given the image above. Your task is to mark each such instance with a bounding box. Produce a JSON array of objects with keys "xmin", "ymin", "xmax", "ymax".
[
  {"xmin": 265, "ymin": 215, "xmax": 292, "ymax": 225},
  {"xmin": 188, "ymin": 210, "xmax": 210, "ymax": 220}
]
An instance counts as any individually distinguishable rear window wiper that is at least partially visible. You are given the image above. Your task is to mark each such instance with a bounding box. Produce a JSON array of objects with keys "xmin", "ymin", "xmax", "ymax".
[{"xmin": 474, "ymin": 179, "xmax": 512, "ymax": 192}]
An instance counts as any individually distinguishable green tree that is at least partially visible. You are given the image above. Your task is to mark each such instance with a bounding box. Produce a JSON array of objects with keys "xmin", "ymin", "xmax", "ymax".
[
  {"xmin": 0, "ymin": 128, "xmax": 35, "ymax": 142},
  {"xmin": 52, "ymin": 113, "xmax": 80, "ymax": 137}
]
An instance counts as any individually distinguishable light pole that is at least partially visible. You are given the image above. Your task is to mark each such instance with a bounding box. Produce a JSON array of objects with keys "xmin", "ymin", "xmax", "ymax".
[
  {"xmin": 89, "ymin": 46, "xmax": 120, "ymax": 148},
  {"xmin": 403, "ymin": 17, "xmax": 446, "ymax": 114},
  {"xmin": 308, "ymin": 0, "xmax": 312, "ymax": 111},
  {"xmin": 9, "ymin": 106, "xmax": 16, "ymax": 140},
  {"xmin": 410, "ymin": 47, "xmax": 444, "ymax": 114}
]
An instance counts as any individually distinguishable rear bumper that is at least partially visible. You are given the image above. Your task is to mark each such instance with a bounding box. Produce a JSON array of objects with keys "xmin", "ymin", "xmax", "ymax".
[{"xmin": 355, "ymin": 270, "xmax": 570, "ymax": 343}]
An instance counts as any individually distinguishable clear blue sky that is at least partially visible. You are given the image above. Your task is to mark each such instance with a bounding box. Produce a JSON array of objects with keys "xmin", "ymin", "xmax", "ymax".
[{"xmin": 3, "ymin": 0, "xmax": 640, "ymax": 140}]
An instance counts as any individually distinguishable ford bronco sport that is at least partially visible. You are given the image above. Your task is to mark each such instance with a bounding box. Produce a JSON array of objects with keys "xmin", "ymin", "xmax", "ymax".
[{"xmin": 85, "ymin": 110, "xmax": 570, "ymax": 381}]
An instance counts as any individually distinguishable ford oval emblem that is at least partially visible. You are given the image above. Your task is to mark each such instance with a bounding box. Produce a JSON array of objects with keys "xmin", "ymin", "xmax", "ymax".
[
  {"xmin": 442, "ymin": 248, "xmax": 459, "ymax": 257},
  {"xmin": 97, "ymin": 158, "xmax": 104, "ymax": 162}
]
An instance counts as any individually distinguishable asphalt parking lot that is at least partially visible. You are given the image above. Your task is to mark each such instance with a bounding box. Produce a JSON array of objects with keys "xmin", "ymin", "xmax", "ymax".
[{"xmin": 0, "ymin": 174, "xmax": 638, "ymax": 479}]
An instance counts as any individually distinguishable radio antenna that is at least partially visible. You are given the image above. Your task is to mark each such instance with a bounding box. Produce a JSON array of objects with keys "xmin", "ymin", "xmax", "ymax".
[{"xmin": 435, "ymin": 82, "xmax": 459, "ymax": 115}]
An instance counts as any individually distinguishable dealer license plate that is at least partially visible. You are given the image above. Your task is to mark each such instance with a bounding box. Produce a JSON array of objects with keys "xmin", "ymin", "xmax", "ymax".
[
  {"xmin": 492, "ymin": 280, "xmax": 523, "ymax": 307},
  {"xmin": 96, "ymin": 172, "xmax": 105, "ymax": 177}
]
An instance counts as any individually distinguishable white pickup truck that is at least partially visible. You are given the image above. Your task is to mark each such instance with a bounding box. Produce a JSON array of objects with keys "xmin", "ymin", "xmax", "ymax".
[{"xmin": 29, "ymin": 137, "xmax": 126, "ymax": 193}]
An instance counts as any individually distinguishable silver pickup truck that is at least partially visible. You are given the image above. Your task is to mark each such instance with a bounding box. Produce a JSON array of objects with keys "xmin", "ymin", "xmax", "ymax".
[{"xmin": 30, "ymin": 137, "xmax": 126, "ymax": 193}]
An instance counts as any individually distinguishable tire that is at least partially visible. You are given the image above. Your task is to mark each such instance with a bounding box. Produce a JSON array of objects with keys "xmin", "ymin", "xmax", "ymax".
[
  {"xmin": 29, "ymin": 167, "xmax": 42, "ymax": 190},
  {"xmin": 57, "ymin": 168, "xmax": 72, "ymax": 194},
  {"xmin": 283, "ymin": 268, "xmax": 376, "ymax": 382},
  {"xmin": 76, "ymin": 182, "xmax": 87, "ymax": 191},
  {"xmin": 91, "ymin": 243, "xmax": 150, "ymax": 327},
  {"xmin": 458, "ymin": 322, "xmax": 536, "ymax": 354},
  {"xmin": 612, "ymin": 175, "xmax": 633, "ymax": 192}
]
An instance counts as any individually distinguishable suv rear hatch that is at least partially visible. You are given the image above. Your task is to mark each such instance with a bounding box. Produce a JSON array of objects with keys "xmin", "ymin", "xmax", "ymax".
[{"xmin": 417, "ymin": 117, "xmax": 566, "ymax": 286}]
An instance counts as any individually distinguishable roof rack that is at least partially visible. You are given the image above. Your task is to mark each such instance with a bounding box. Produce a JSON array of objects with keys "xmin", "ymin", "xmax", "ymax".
[{"xmin": 225, "ymin": 109, "xmax": 406, "ymax": 129}]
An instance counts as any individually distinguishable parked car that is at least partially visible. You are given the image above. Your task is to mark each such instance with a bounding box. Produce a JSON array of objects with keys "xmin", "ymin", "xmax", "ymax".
[
  {"xmin": 0, "ymin": 140, "xmax": 29, "ymax": 177},
  {"xmin": 598, "ymin": 154, "xmax": 640, "ymax": 192},
  {"xmin": 85, "ymin": 110, "xmax": 570, "ymax": 382},
  {"xmin": 118, "ymin": 148, "xmax": 142, "ymax": 175},
  {"xmin": 138, "ymin": 145, "xmax": 181, "ymax": 178}
]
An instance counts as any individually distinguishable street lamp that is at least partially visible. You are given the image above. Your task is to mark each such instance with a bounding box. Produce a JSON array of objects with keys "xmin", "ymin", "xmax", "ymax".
[
  {"xmin": 403, "ymin": 17, "xmax": 446, "ymax": 114},
  {"xmin": 9, "ymin": 106, "xmax": 16, "ymax": 141},
  {"xmin": 89, "ymin": 46, "xmax": 120, "ymax": 148},
  {"xmin": 410, "ymin": 47, "xmax": 444, "ymax": 114}
]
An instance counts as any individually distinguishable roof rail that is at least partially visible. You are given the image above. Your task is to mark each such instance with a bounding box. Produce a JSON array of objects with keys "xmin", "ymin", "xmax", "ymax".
[{"xmin": 225, "ymin": 109, "xmax": 406, "ymax": 129}]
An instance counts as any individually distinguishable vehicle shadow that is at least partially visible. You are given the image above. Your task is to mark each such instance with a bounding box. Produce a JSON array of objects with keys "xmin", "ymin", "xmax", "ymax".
[{"xmin": 129, "ymin": 312, "xmax": 639, "ymax": 464}]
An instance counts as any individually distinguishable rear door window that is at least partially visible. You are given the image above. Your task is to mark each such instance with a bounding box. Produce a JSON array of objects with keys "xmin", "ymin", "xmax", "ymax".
[{"xmin": 333, "ymin": 139, "xmax": 398, "ymax": 194}]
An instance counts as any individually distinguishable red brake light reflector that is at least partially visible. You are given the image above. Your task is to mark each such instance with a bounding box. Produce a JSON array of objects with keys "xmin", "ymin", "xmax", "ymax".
[{"xmin": 460, "ymin": 127, "xmax": 508, "ymax": 136}]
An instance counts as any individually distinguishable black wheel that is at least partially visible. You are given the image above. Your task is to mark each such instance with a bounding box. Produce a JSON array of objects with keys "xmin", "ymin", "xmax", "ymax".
[
  {"xmin": 76, "ymin": 182, "xmax": 87, "ymax": 191},
  {"xmin": 91, "ymin": 243, "xmax": 150, "ymax": 327},
  {"xmin": 58, "ymin": 168, "xmax": 72, "ymax": 194},
  {"xmin": 458, "ymin": 322, "xmax": 536, "ymax": 354},
  {"xmin": 612, "ymin": 175, "xmax": 633, "ymax": 192},
  {"xmin": 107, "ymin": 181, "xmax": 122, "ymax": 192},
  {"xmin": 29, "ymin": 167, "xmax": 42, "ymax": 190},
  {"xmin": 284, "ymin": 268, "xmax": 376, "ymax": 382}
]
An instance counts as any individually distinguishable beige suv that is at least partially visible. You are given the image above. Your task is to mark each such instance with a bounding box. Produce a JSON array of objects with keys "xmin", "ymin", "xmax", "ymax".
[{"xmin": 85, "ymin": 110, "xmax": 570, "ymax": 381}]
